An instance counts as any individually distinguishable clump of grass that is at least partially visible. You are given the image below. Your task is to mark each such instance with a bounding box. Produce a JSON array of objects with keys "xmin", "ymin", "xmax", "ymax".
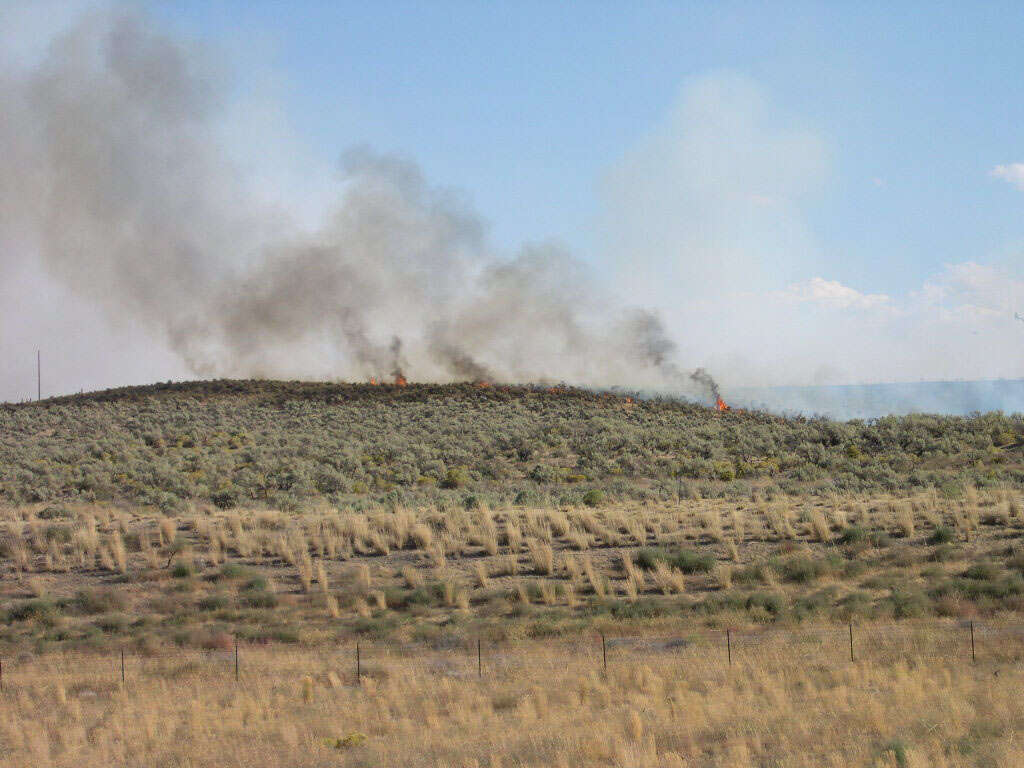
[
  {"xmin": 838, "ymin": 525, "xmax": 867, "ymax": 545},
  {"xmin": 472, "ymin": 560, "xmax": 490, "ymax": 589},
  {"xmin": 527, "ymin": 539, "xmax": 554, "ymax": 576},
  {"xmin": 807, "ymin": 508, "xmax": 831, "ymax": 543},
  {"xmin": 651, "ymin": 562, "xmax": 685, "ymax": 595},
  {"xmin": 928, "ymin": 526, "xmax": 955, "ymax": 545},
  {"xmin": 893, "ymin": 503, "xmax": 915, "ymax": 538},
  {"xmin": 634, "ymin": 547, "xmax": 714, "ymax": 574}
]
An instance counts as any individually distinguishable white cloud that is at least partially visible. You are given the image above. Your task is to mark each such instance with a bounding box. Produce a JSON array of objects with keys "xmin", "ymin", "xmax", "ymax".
[
  {"xmin": 991, "ymin": 163, "xmax": 1024, "ymax": 191},
  {"xmin": 780, "ymin": 277, "xmax": 890, "ymax": 310}
]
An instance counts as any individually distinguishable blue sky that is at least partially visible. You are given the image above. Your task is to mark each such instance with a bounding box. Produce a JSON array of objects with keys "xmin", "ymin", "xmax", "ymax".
[
  {"xmin": 150, "ymin": 0, "xmax": 1024, "ymax": 295},
  {"xmin": 2, "ymin": 1, "xmax": 1024, "ymax": 401}
]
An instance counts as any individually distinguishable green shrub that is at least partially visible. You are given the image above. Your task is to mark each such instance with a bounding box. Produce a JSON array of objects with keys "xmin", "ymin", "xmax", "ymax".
[
  {"xmin": 838, "ymin": 525, "xmax": 868, "ymax": 545},
  {"xmin": 962, "ymin": 561, "xmax": 1000, "ymax": 581},
  {"xmin": 669, "ymin": 549, "xmax": 716, "ymax": 574},
  {"xmin": 211, "ymin": 489, "xmax": 239, "ymax": 509},
  {"xmin": 239, "ymin": 590, "xmax": 278, "ymax": 609},
  {"xmin": 634, "ymin": 548, "xmax": 667, "ymax": 571},
  {"xmin": 776, "ymin": 556, "xmax": 829, "ymax": 583},
  {"xmin": 888, "ymin": 588, "xmax": 930, "ymax": 619},
  {"xmin": 198, "ymin": 594, "xmax": 230, "ymax": 611},
  {"xmin": 928, "ymin": 526, "xmax": 955, "ymax": 545},
  {"xmin": 746, "ymin": 591, "xmax": 786, "ymax": 616},
  {"xmin": 73, "ymin": 588, "xmax": 127, "ymax": 615},
  {"xmin": 7, "ymin": 599, "xmax": 59, "ymax": 623},
  {"xmin": 241, "ymin": 576, "xmax": 268, "ymax": 592},
  {"xmin": 440, "ymin": 468, "xmax": 469, "ymax": 489},
  {"xmin": 217, "ymin": 564, "xmax": 251, "ymax": 580}
]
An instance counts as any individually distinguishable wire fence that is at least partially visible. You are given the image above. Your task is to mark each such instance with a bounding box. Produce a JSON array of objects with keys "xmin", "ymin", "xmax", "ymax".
[{"xmin": 3, "ymin": 619, "xmax": 1022, "ymax": 691}]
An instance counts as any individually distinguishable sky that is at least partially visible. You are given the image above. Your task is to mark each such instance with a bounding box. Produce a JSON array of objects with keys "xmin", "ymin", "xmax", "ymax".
[{"xmin": 2, "ymin": 1, "xmax": 1024, "ymax": 403}]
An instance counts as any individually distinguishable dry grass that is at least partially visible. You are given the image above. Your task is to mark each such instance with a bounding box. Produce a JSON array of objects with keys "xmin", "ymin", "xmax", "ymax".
[{"xmin": 3, "ymin": 625, "xmax": 1024, "ymax": 767}]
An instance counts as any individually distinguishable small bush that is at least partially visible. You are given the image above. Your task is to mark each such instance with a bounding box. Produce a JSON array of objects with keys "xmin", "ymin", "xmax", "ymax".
[
  {"xmin": 838, "ymin": 526, "xmax": 868, "ymax": 545},
  {"xmin": 776, "ymin": 556, "xmax": 829, "ymax": 584},
  {"xmin": 633, "ymin": 547, "xmax": 714, "ymax": 574},
  {"xmin": 440, "ymin": 468, "xmax": 469, "ymax": 489},
  {"xmin": 241, "ymin": 576, "xmax": 268, "ymax": 592},
  {"xmin": 217, "ymin": 564, "xmax": 251, "ymax": 580},
  {"xmin": 928, "ymin": 526, "xmax": 955, "ymax": 545},
  {"xmin": 634, "ymin": 548, "xmax": 667, "ymax": 571},
  {"xmin": 869, "ymin": 531, "xmax": 893, "ymax": 548},
  {"xmin": 963, "ymin": 561, "xmax": 1000, "ymax": 581},
  {"xmin": 7, "ymin": 599, "xmax": 59, "ymax": 623},
  {"xmin": 74, "ymin": 588, "xmax": 128, "ymax": 615},
  {"xmin": 211, "ymin": 489, "xmax": 239, "ymax": 509},
  {"xmin": 888, "ymin": 588, "xmax": 929, "ymax": 619},
  {"xmin": 239, "ymin": 590, "xmax": 278, "ymax": 609},
  {"xmin": 669, "ymin": 549, "xmax": 716, "ymax": 574},
  {"xmin": 198, "ymin": 594, "xmax": 230, "ymax": 611}
]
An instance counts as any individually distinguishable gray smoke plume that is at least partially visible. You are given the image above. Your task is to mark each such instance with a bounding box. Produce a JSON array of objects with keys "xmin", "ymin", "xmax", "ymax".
[
  {"xmin": 690, "ymin": 367, "xmax": 721, "ymax": 403},
  {"xmin": 0, "ymin": 7, "xmax": 714, "ymax": 397}
]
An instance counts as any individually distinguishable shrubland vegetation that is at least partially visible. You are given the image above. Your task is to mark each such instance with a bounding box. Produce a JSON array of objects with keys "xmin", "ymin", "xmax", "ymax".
[
  {"xmin": 4, "ymin": 482, "xmax": 1024, "ymax": 654},
  {"xmin": 3, "ymin": 380, "xmax": 1024, "ymax": 510},
  {"xmin": 5, "ymin": 380, "xmax": 1024, "ymax": 765}
]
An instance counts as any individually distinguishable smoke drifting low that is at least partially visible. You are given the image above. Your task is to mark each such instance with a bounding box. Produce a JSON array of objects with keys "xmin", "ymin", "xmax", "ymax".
[{"xmin": 0, "ymin": 8, "xmax": 716, "ymax": 398}]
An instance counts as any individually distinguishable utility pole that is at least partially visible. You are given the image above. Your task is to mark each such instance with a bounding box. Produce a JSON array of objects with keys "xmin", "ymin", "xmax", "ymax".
[{"xmin": 36, "ymin": 350, "xmax": 40, "ymax": 401}]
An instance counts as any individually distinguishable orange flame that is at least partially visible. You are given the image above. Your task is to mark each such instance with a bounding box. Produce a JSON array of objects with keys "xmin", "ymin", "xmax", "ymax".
[
  {"xmin": 716, "ymin": 396, "xmax": 730, "ymax": 412},
  {"xmin": 394, "ymin": 374, "xmax": 408, "ymax": 387},
  {"xmin": 368, "ymin": 377, "xmax": 378, "ymax": 386},
  {"xmin": 474, "ymin": 380, "xmax": 492, "ymax": 388}
]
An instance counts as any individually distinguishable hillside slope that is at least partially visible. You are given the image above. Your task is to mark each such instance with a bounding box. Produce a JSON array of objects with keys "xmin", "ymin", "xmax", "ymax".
[{"xmin": 2, "ymin": 379, "xmax": 1023, "ymax": 509}]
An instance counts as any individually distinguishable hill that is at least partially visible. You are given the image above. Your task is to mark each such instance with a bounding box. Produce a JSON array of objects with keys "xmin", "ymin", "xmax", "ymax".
[
  {"xmin": 3, "ymin": 379, "xmax": 1024, "ymax": 510},
  {"xmin": 6, "ymin": 381, "xmax": 1024, "ymax": 768}
]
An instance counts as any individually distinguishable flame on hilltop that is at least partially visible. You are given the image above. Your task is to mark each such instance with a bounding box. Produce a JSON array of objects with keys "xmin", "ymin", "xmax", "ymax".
[
  {"xmin": 394, "ymin": 374, "xmax": 408, "ymax": 387},
  {"xmin": 716, "ymin": 396, "xmax": 730, "ymax": 412},
  {"xmin": 474, "ymin": 380, "xmax": 492, "ymax": 388},
  {"xmin": 368, "ymin": 377, "xmax": 378, "ymax": 386}
]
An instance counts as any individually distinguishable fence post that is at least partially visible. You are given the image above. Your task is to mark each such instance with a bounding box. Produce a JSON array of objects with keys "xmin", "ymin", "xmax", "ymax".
[
  {"xmin": 121, "ymin": 648, "xmax": 125, "ymax": 685},
  {"xmin": 970, "ymin": 621, "xmax": 976, "ymax": 663},
  {"xmin": 234, "ymin": 636, "xmax": 239, "ymax": 682},
  {"xmin": 356, "ymin": 642, "xmax": 361, "ymax": 685},
  {"xmin": 849, "ymin": 622, "xmax": 854, "ymax": 662},
  {"xmin": 1, "ymin": 658, "xmax": 4, "ymax": 691},
  {"xmin": 477, "ymin": 637, "xmax": 482, "ymax": 678},
  {"xmin": 601, "ymin": 632, "xmax": 607, "ymax": 674},
  {"xmin": 727, "ymin": 628, "xmax": 732, "ymax": 667}
]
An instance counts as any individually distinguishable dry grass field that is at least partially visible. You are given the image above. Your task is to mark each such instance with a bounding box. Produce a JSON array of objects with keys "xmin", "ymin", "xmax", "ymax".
[
  {"xmin": 3, "ymin": 624, "xmax": 1023, "ymax": 767},
  {"xmin": 4, "ymin": 488, "xmax": 1024, "ymax": 652}
]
